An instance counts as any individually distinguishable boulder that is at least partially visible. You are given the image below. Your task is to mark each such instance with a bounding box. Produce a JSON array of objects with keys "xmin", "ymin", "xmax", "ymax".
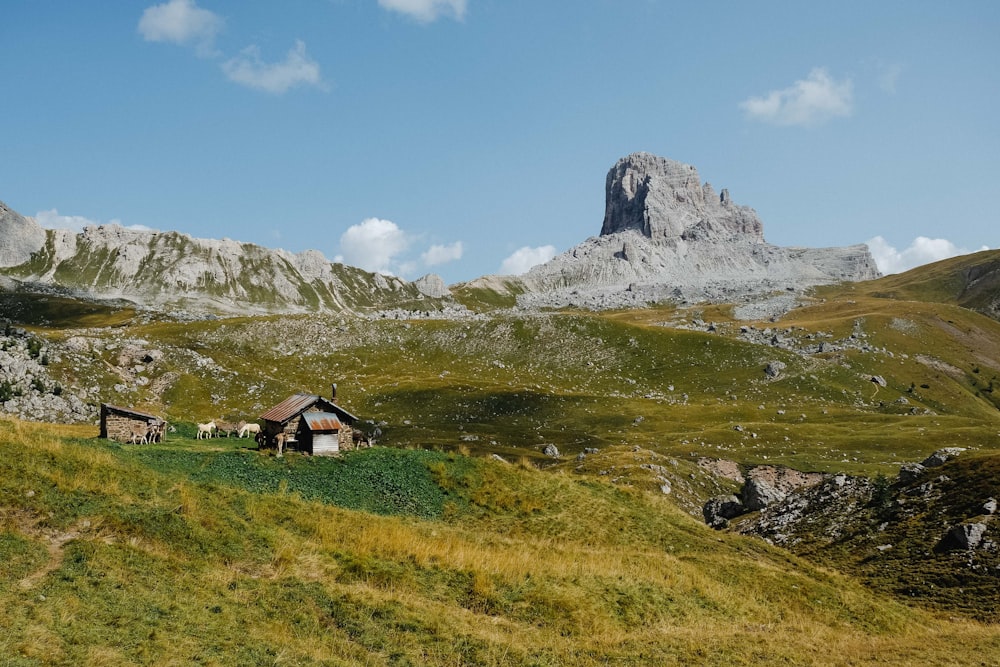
[
  {"xmin": 897, "ymin": 462, "xmax": 926, "ymax": 483},
  {"xmin": 937, "ymin": 523, "xmax": 988, "ymax": 551},
  {"xmin": 764, "ymin": 360, "xmax": 787, "ymax": 378},
  {"xmin": 542, "ymin": 444, "xmax": 560, "ymax": 458},
  {"xmin": 703, "ymin": 495, "xmax": 745, "ymax": 528},
  {"xmin": 741, "ymin": 477, "xmax": 786, "ymax": 512},
  {"xmin": 921, "ymin": 447, "xmax": 966, "ymax": 467}
]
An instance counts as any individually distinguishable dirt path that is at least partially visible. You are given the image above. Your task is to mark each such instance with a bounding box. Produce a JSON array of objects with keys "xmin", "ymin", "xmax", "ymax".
[{"xmin": 5, "ymin": 510, "xmax": 90, "ymax": 591}]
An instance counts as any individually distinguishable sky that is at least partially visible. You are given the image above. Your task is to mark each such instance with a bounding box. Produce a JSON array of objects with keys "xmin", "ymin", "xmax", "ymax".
[{"xmin": 2, "ymin": 1, "xmax": 998, "ymax": 283}]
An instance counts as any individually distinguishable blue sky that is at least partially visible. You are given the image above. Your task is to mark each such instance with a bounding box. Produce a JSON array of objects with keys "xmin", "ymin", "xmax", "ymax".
[{"xmin": 2, "ymin": 1, "xmax": 997, "ymax": 283}]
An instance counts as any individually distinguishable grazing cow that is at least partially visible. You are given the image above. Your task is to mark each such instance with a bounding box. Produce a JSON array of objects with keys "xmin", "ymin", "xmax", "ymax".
[
  {"xmin": 196, "ymin": 420, "xmax": 216, "ymax": 439},
  {"xmin": 238, "ymin": 421, "xmax": 261, "ymax": 438},
  {"xmin": 275, "ymin": 432, "xmax": 286, "ymax": 458},
  {"xmin": 147, "ymin": 419, "xmax": 167, "ymax": 443},
  {"xmin": 352, "ymin": 430, "xmax": 372, "ymax": 449},
  {"xmin": 128, "ymin": 422, "xmax": 149, "ymax": 444},
  {"xmin": 215, "ymin": 421, "xmax": 238, "ymax": 438}
]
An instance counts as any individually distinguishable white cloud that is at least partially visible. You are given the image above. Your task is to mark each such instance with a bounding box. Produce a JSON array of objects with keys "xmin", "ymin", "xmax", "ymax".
[
  {"xmin": 740, "ymin": 68, "xmax": 853, "ymax": 127},
  {"xmin": 378, "ymin": 0, "xmax": 467, "ymax": 23},
  {"xmin": 499, "ymin": 245, "xmax": 557, "ymax": 276},
  {"xmin": 35, "ymin": 209, "xmax": 101, "ymax": 232},
  {"xmin": 335, "ymin": 218, "xmax": 465, "ymax": 276},
  {"xmin": 421, "ymin": 241, "xmax": 464, "ymax": 266},
  {"xmin": 337, "ymin": 218, "xmax": 410, "ymax": 275},
  {"xmin": 222, "ymin": 40, "xmax": 326, "ymax": 94},
  {"xmin": 138, "ymin": 0, "xmax": 223, "ymax": 56},
  {"xmin": 34, "ymin": 209, "xmax": 155, "ymax": 233},
  {"xmin": 867, "ymin": 235, "xmax": 989, "ymax": 275}
]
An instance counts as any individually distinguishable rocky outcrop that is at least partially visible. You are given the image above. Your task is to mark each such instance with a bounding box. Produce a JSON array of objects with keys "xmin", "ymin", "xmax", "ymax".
[
  {"xmin": 702, "ymin": 464, "xmax": 825, "ymax": 528},
  {"xmin": 937, "ymin": 523, "xmax": 989, "ymax": 551},
  {"xmin": 922, "ymin": 447, "xmax": 966, "ymax": 467},
  {"xmin": 512, "ymin": 152, "xmax": 880, "ymax": 309},
  {"xmin": 414, "ymin": 274, "xmax": 451, "ymax": 298},
  {"xmin": 0, "ymin": 201, "xmax": 46, "ymax": 268},
  {"xmin": 0, "ymin": 324, "xmax": 96, "ymax": 424},
  {"xmin": 601, "ymin": 152, "xmax": 764, "ymax": 244},
  {"xmin": 730, "ymin": 447, "xmax": 999, "ymax": 618},
  {"xmin": 703, "ymin": 495, "xmax": 744, "ymax": 529}
]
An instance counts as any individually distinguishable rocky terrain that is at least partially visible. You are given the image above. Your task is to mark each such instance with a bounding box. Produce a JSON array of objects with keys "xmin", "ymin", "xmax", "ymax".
[
  {"xmin": 0, "ymin": 323, "xmax": 95, "ymax": 423},
  {"xmin": 712, "ymin": 447, "xmax": 1000, "ymax": 620}
]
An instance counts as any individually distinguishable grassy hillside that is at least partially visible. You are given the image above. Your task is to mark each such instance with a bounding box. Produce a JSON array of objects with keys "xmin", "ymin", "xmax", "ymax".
[
  {"xmin": 849, "ymin": 249, "xmax": 1000, "ymax": 320},
  {"xmin": 34, "ymin": 293, "xmax": 999, "ymax": 476},
  {"xmin": 3, "ymin": 419, "xmax": 999, "ymax": 665},
  {"xmin": 2, "ymin": 251, "xmax": 1000, "ymax": 663}
]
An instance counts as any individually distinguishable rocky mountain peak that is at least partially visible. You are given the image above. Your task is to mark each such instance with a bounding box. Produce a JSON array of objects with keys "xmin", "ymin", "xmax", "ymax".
[
  {"xmin": 601, "ymin": 152, "xmax": 764, "ymax": 244},
  {"xmin": 506, "ymin": 152, "xmax": 880, "ymax": 310}
]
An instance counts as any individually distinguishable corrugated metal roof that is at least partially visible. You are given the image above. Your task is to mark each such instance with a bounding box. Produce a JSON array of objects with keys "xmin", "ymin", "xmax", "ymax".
[
  {"xmin": 260, "ymin": 393, "xmax": 320, "ymax": 422},
  {"xmin": 302, "ymin": 412, "xmax": 342, "ymax": 431},
  {"xmin": 260, "ymin": 392, "xmax": 360, "ymax": 425}
]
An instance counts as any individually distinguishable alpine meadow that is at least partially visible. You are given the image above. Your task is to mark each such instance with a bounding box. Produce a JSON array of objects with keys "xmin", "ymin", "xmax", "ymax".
[{"xmin": 1, "ymin": 152, "xmax": 999, "ymax": 666}]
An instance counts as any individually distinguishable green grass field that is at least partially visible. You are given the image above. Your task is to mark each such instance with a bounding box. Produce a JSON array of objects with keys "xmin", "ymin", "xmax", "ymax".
[
  {"xmin": 1, "ymin": 252, "xmax": 1000, "ymax": 663},
  {"xmin": 2, "ymin": 419, "xmax": 999, "ymax": 665}
]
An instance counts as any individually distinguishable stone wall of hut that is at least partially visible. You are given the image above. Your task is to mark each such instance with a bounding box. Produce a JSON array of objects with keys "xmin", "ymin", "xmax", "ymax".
[
  {"xmin": 339, "ymin": 424, "xmax": 354, "ymax": 451},
  {"xmin": 103, "ymin": 412, "xmax": 148, "ymax": 443}
]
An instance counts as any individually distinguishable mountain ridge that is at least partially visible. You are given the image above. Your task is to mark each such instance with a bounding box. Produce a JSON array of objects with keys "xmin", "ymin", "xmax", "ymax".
[
  {"xmin": 0, "ymin": 200, "xmax": 452, "ymax": 315},
  {"xmin": 0, "ymin": 152, "xmax": 927, "ymax": 315}
]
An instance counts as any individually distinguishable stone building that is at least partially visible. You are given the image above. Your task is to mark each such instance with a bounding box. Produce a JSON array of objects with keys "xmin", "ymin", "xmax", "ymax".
[
  {"xmin": 259, "ymin": 386, "xmax": 361, "ymax": 456},
  {"xmin": 100, "ymin": 403, "xmax": 165, "ymax": 443}
]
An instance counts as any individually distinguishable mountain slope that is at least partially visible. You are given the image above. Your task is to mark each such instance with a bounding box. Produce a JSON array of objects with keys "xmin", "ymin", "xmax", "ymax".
[
  {"xmin": 2, "ymin": 419, "xmax": 998, "ymax": 665},
  {"xmin": 859, "ymin": 249, "xmax": 1000, "ymax": 320},
  {"xmin": 0, "ymin": 200, "xmax": 450, "ymax": 315}
]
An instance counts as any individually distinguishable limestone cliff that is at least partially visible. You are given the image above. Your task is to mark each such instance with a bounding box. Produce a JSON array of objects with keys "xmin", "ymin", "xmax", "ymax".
[
  {"xmin": 510, "ymin": 152, "xmax": 880, "ymax": 308},
  {"xmin": 0, "ymin": 201, "xmax": 47, "ymax": 268}
]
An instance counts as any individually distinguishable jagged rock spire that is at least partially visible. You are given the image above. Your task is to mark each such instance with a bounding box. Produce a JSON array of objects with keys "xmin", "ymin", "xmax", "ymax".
[{"xmin": 601, "ymin": 152, "xmax": 764, "ymax": 244}]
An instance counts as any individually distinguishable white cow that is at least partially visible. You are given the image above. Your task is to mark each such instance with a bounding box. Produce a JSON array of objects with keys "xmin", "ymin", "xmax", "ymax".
[
  {"xmin": 196, "ymin": 420, "xmax": 216, "ymax": 439},
  {"xmin": 238, "ymin": 421, "xmax": 261, "ymax": 438}
]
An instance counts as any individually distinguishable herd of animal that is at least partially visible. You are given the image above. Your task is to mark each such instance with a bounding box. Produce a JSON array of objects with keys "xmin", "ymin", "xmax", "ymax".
[
  {"xmin": 126, "ymin": 419, "xmax": 167, "ymax": 445},
  {"xmin": 120, "ymin": 418, "xmax": 263, "ymax": 445},
  {"xmin": 196, "ymin": 420, "xmax": 262, "ymax": 440}
]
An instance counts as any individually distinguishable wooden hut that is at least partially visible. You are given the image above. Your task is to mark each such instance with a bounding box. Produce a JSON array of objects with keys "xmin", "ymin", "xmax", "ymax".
[
  {"xmin": 100, "ymin": 403, "xmax": 165, "ymax": 443},
  {"xmin": 259, "ymin": 386, "xmax": 360, "ymax": 456}
]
